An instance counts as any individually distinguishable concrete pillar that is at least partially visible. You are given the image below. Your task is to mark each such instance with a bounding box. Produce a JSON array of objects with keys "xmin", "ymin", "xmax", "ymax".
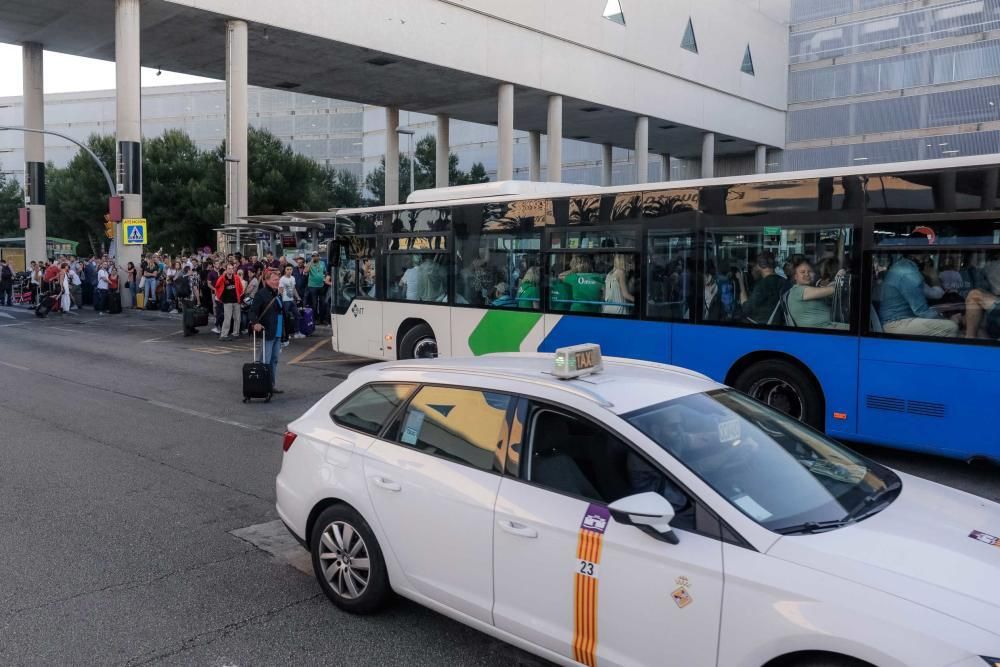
[
  {"xmin": 497, "ymin": 83, "xmax": 514, "ymax": 181},
  {"xmin": 225, "ymin": 19, "xmax": 248, "ymax": 230},
  {"xmin": 21, "ymin": 43, "xmax": 46, "ymax": 265},
  {"xmin": 435, "ymin": 113, "xmax": 449, "ymax": 188},
  {"xmin": 115, "ymin": 0, "xmax": 142, "ymax": 280},
  {"xmin": 547, "ymin": 95, "xmax": 562, "ymax": 183},
  {"xmin": 660, "ymin": 153, "xmax": 671, "ymax": 182},
  {"xmin": 384, "ymin": 107, "xmax": 399, "ymax": 205},
  {"xmin": 528, "ymin": 131, "xmax": 541, "ymax": 182},
  {"xmin": 755, "ymin": 145, "xmax": 768, "ymax": 174},
  {"xmin": 601, "ymin": 143, "xmax": 613, "ymax": 187},
  {"xmin": 701, "ymin": 132, "xmax": 715, "ymax": 179},
  {"xmin": 634, "ymin": 116, "xmax": 649, "ymax": 185}
]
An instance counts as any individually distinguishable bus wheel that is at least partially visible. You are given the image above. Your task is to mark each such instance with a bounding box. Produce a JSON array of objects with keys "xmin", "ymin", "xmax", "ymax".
[
  {"xmin": 733, "ymin": 359, "xmax": 823, "ymax": 429},
  {"xmin": 399, "ymin": 324, "xmax": 437, "ymax": 359}
]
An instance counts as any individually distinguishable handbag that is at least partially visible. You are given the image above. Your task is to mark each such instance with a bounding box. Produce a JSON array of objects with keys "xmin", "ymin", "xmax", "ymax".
[{"xmin": 138, "ymin": 276, "xmax": 146, "ymax": 289}]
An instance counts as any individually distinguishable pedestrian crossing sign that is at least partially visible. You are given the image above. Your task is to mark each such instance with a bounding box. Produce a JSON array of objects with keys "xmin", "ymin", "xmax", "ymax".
[{"xmin": 122, "ymin": 218, "xmax": 147, "ymax": 245}]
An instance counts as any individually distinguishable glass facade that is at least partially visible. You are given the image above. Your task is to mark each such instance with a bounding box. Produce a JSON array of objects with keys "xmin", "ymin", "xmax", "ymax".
[{"xmin": 785, "ymin": 0, "xmax": 1000, "ymax": 170}]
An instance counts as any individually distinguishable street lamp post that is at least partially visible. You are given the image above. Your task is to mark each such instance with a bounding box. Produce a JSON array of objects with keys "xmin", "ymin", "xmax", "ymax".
[
  {"xmin": 224, "ymin": 155, "xmax": 240, "ymax": 254},
  {"xmin": 396, "ymin": 128, "xmax": 415, "ymax": 199}
]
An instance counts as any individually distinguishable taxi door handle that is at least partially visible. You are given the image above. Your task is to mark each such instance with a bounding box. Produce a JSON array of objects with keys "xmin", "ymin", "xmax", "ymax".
[
  {"xmin": 370, "ymin": 476, "xmax": 401, "ymax": 492},
  {"xmin": 498, "ymin": 520, "xmax": 537, "ymax": 539}
]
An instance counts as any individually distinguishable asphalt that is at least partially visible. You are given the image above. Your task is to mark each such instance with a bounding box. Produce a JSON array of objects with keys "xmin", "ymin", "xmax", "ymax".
[{"xmin": 0, "ymin": 302, "xmax": 997, "ymax": 666}]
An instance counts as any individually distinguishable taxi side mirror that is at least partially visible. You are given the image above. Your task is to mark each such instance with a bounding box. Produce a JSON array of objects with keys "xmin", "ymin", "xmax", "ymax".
[{"xmin": 608, "ymin": 492, "xmax": 679, "ymax": 545}]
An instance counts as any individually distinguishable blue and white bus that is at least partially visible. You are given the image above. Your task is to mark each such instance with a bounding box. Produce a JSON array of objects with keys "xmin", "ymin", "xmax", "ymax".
[{"xmin": 328, "ymin": 156, "xmax": 1000, "ymax": 463}]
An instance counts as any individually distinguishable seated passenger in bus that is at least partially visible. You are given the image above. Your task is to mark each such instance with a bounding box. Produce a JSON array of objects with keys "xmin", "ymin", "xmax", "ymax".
[
  {"xmin": 399, "ymin": 256, "xmax": 425, "ymax": 301},
  {"xmin": 736, "ymin": 251, "xmax": 783, "ymax": 323},
  {"xmin": 516, "ymin": 266, "xmax": 541, "ymax": 309},
  {"xmin": 878, "ymin": 252, "xmax": 959, "ymax": 337},
  {"xmin": 785, "ymin": 259, "xmax": 849, "ymax": 330},
  {"xmin": 964, "ymin": 261, "xmax": 1000, "ymax": 339},
  {"xmin": 558, "ymin": 255, "xmax": 604, "ymax": 313},
  {"xmin": 602, "ymin": 254, "xmax": 635, "ymax": 315}
]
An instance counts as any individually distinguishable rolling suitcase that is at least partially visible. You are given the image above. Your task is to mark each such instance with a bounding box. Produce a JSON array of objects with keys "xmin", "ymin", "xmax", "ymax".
[
  {"xmin": 34, "ymin": 295, "xmax": 55, "ymax": 318},
  {"xmin": 135, "ymin": 292, "xmax": 145, "ymax": 310},
  {"xmin": 193, "ymin": 305, "xmax": 209, "ymax": 328},
  {"xmin": 298, "ymin": 306, "xmax": 315, "ymax": 336},
  {"xmin": 243, "ymin": 330, "xmax": 273, "ymax": 403}
]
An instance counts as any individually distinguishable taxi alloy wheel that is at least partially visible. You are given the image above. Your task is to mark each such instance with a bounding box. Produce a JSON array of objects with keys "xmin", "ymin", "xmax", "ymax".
[
  {"xmin": 319, "ymin": 521, "xmax": 370, "ymax": 600},
  {"xmin": 310, "ymin": 505, "xmax": 390, "ymax": 614}
]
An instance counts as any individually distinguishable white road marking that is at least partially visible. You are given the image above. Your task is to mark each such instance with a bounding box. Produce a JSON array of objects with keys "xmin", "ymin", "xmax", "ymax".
[
  {"xmin": 142, "ymin": 330, "xmax": 185, "ymax": 343},
  {"xmin": 0, "ymin": 311, "xmax": 15, "ymax": 319},
  {"xmin": 0, "ymin": 322, "xmax": 26, "ymax": 328},
  {"xmin": 0, "ymin": 360, "xmax": 29, "ymax": 371},
  {"xmin": 146, "ymin": 399, "xmax": 260, "ymax": 431},
  {"xmin": 230, "ymin": 519, "xmax": 311, "ymax": 575}
]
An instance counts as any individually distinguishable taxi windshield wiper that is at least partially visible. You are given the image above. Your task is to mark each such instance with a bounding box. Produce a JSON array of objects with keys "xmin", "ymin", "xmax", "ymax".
[
  {"xmin": 773, "ymin": 518, "xmax": 855, "ymax": 535},
  {"xmin": 844, "ymin": 480, "xmax": 902, "ymax": 522}
]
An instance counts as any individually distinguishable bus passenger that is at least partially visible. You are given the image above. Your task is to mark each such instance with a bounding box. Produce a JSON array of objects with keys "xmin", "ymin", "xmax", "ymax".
[
  {"xmin": 399, "ymin": 255, "xmax": 425, "ymax": 301},
  {"xmin": 559, "ymin": 255, "xmax": 604, "ymax": 313},
  {"xmin": 491, "ymin": 282, "xmax": 517, "ymax": 307},
  {"xmin": 785, "ymin": 259, "xmax": 848, "ymax": 330},
  {"xmin": 879, "ymin": 253, "xmax": 959, "ymax": 337},
  {"xmin": 516, "ymin": 266, "xmax": 541, "ymax": 309},
  {"xmin": 964, "ymin": 261, "xmax": 1000, "ymax": 339},
  {"xmin": 602, "ymin": 254, "xmax": 635, "ymax": 315},
  {"xmin": 736, "ymin": 251, "xmax": 783, "ymax": 323}
]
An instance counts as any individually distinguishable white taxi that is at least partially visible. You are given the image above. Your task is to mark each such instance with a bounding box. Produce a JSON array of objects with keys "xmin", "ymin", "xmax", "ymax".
[{"xmin": 275, "ymin": 345, "xmax": 1000, "ymax": 667}]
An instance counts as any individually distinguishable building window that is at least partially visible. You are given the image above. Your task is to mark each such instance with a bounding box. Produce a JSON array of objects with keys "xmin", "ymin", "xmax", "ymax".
[
  {"xmin": 741, "ymin": 45, "xmax": 756, "ymax": 75},
  {"xmin": 603, "ymin": 0, "xmax": 625, "ymax": 25},
  {"xmin": 681, "ymin": 18, "xmax": 698, "ymax": 53}
]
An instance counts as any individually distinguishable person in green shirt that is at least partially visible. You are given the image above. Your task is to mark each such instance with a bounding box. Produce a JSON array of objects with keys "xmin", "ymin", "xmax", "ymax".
[
  {"xmin": 559, "ymin": 255, "xmax": 604, "ymax": 313},
  {"xmin": 785, "ymin": 258, "xmax": 848, "ymax": 329},
  {"xmin": 305, "ymin": 253, "xmax": 326, "ymax": 313},
  {"xmin": 517, "ymin": 266, "xmax": 541, "ymax": 309}
]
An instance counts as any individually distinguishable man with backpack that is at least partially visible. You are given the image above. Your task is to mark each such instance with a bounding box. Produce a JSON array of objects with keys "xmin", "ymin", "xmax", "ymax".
[{"xmin": 0, "ymin": 259, "xmax": 13, "ymax": 306}]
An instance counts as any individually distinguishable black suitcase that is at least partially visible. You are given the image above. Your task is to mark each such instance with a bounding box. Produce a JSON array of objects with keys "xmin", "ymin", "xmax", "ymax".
[
  {"xmin": 34, "ymin": 296, "xmax": 54, "ymax": 318},
  {"xmin": 192, "ymin": 306, "xmax": 209, "ymax": 328},
  {"xmin": 108, "ymin": 292, "xmax": 122, "ymax": 314},
  {"xmin": 243, "ymin": 331, "xmax": 273, "ymax": 402},
  {"xmin": 146, "ymin": 298, "xmax": 158, "ymax": 311}
]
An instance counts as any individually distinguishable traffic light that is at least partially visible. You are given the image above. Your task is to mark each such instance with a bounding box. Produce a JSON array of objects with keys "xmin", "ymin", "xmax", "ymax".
[{"xmin": 104, "ymin": 214, "xmax": 114, "ymax": 239}]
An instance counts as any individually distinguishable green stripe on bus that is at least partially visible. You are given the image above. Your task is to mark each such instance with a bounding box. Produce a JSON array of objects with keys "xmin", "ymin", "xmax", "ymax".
[{"xmin": 468, "ymin": 310, "xmax": 543, "ymax": 356}]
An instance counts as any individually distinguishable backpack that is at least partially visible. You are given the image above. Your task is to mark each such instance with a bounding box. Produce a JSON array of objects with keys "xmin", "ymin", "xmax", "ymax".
[{"xmin": 174, "ymin": 277, "xmax": 191, "ymax": 299}]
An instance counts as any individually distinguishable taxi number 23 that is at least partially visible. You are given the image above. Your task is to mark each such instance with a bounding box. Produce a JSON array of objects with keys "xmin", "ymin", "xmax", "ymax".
[{"xmin": 577, "ymin": 559, "xmax": 599, "ymax": 578}]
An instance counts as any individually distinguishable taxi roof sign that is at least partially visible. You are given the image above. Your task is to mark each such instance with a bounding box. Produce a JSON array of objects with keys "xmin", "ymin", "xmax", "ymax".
[{"xmin": 552, "ymin": 343, "xmax": 603, "ymax": 380}]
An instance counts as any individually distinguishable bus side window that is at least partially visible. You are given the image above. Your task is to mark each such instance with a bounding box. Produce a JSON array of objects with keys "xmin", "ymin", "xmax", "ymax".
[
  {"xmin": 645, "ymin": 232, "xmax": 694, "ymax": 321},
  {"xmin": 455, "ymin": 202, "xmax": 542, "ymax": 309}
]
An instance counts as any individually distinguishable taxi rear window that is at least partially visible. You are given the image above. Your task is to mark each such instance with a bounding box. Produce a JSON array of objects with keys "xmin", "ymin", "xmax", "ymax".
[{"xmin": 331, "ymin": 383, "xmax": 416, "ymax": 435}]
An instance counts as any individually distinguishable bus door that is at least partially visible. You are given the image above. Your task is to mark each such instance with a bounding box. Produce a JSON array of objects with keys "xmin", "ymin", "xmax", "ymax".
[{"xmin": 332, "ymin": 235, "xmax": 385, "ymax": 359}]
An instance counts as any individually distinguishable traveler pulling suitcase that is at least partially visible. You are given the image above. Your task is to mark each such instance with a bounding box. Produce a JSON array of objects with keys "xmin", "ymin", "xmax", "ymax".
[
  {"xmin": 298, "ymin": 306, "xmax": 315, "ymax": 336},
  {"xmin": 243, "ymin": 330, "xmax": 273, "ymax": 403},
  {"xmin": 34, "ymin": 294, "xmax": 58, "ymax": 318}
]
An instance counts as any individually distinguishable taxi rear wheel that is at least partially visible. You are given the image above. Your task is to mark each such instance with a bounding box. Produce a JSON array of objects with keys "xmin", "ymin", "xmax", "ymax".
[{"xmin": 310, "ymin": 505, "xmax": 390, "ymax": 614}]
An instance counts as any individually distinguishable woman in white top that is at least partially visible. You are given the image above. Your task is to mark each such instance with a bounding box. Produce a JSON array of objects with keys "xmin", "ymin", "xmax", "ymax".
[
  {"xmin": 602, "ymin": 254, "xmax": 635, "ymax": 315},
  {"xmin": 58, "ymin": 265, "xmax": 72, "ymax": 314}
]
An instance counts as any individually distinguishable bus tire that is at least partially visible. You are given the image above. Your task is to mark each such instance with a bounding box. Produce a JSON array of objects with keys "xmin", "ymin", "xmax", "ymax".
[
  {"xmin": 732, "ymin": 359, "xmax": 824, "ymax": 429},
  {"xmin": 399, "ymin": 323, "xmax": 437, "ymax": 359}
]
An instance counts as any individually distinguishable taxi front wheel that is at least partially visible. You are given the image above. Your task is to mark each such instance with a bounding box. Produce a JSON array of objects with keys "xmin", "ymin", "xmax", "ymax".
[{"xmin": 310, "ymin": 505, "xmax": 391, "ymax": 614}]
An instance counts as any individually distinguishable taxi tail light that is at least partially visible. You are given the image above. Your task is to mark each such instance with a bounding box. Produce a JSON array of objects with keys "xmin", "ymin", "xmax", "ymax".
[{"xmin": 282, "ymin": 431, "xmax": 297, "ymax": 452}]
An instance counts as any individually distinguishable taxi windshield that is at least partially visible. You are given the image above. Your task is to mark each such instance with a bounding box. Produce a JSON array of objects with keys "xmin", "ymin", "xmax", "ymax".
[{"xmin": 624, "ymin": 389, "xmax": 900, "ymax": 534}]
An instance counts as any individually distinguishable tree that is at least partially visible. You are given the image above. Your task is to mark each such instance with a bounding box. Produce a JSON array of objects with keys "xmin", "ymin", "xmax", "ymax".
[
  {"xmin": 0, "ymin": 172, "xmax": 23, "ymax": 238},
  {"xmin": 45, "ymin": 134, "xmax": 116, "ymax": 253},
  {"xmin": 363, "ymin": 135, "xmax": 489, "ymax": 204},
  {"xmin": 144, "ymin": 129, "xmax": 223, "ymax": 252}
]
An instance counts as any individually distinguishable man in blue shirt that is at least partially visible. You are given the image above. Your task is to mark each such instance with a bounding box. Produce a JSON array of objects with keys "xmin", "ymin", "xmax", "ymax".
[{"xmin": 879, "ymin": 254, "xmax": 958, "ymax": 337}]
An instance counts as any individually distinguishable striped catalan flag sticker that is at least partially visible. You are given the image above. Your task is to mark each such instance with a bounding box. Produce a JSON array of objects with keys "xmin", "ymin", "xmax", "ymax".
[{"xmin": 572, "ymin": 503, "xmax": 610, "ymax": 667}]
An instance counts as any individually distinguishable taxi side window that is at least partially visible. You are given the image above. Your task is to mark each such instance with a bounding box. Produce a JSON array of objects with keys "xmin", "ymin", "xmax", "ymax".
[
  {"xmin": 387, "ymin": 385, "xmax": 512, "ymax": 473},
  {"xmin": 519, "ymin": 404, "xmax": 694, "ymax": 530},
  {"xmin": 330, "ymin": 383, "xmax": 417, "ymax": 435}
]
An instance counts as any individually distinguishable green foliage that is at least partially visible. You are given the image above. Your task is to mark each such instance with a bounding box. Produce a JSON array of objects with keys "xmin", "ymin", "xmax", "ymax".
[
  {"xmin": 45, "ymin": 134, "xmax": 116, "ymax": 252},
  {"xmin": 41, "ymin": 126, "xmax": 363, "ymax": 254},
  {"xmin": 0, "ymin": 172, "xmax": 23, "ymax": 238},
  {"xmin": 363, "ymin": 134, "xmax": 489, "ymax": 204}
]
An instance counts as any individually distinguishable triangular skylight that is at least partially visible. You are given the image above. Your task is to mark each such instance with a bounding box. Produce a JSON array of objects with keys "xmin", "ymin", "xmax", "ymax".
[
  {"xmin": 681, "ymin": 18, "xmax": 698, "ymax": 53},
  {"xmin": 603, "ymin": 0, "xmax": 625, "ymax": 25},
  {"xmin": 741, "ymin": 44, "xmax": 755, "ymax": 75}
]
